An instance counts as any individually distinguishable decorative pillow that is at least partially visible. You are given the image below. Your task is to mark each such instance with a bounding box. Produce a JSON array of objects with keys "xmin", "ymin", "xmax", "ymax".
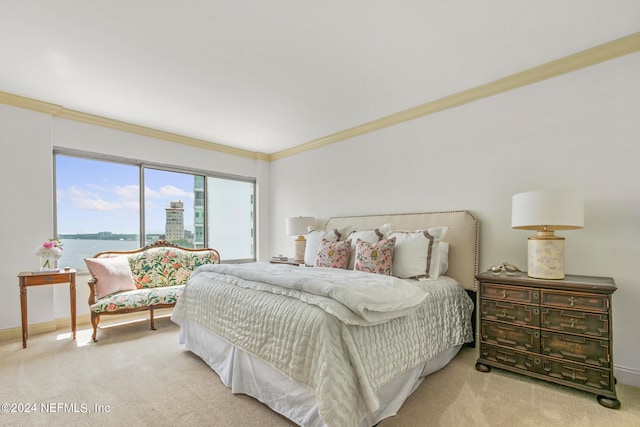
[
  {"xmin": 304, "ymin": 226, "xmax": 351, "ymax": 266},
  {"xmin": 315, "ymin": 239, "xmax": 351, "ymax": 269},
  {"xmin": 439, "ymin": 242, "xmax": 450, "ymax": 275},
  {"xmin": 388, "ymin": 226, "xmax": 448, "ymax": 279},
  {"xmin": 85, "ymin": 256, "xmax": 137, "ymax": 299},
  {"xmin": 346, "ymin": 223, "xmax": 391, "ymax": 269},
  {"xmin": 354, "ymin": 237, "xmax": 396, "ymax": 275}
]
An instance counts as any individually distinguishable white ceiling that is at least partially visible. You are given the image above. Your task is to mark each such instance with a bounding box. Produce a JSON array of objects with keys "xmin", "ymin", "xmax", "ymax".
[{"xmin": 1, "ymin": 1, "xmax": 639, "ymax": 155}]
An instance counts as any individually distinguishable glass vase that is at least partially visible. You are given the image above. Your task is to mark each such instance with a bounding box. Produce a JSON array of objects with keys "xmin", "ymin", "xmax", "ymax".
[{"xmin": 40, "ymin": 256, "xmax": 58, "ymax": 271}]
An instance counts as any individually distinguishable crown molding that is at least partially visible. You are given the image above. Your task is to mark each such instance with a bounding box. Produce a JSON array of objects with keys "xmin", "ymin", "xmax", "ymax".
[
  {"xmin": 56, "ymin": 108, "xmax": 271, "ymax": 161},
  {"xmin": 270, "ymin": 31, "xmax": 640, "ymax": 161},
  {"xmin": 0, "ymin": 91, "xmax": 63, "ymax": 115},
  {"xmin": 0, "ymin": 91, "xmax": 270, "ymax": 161}
]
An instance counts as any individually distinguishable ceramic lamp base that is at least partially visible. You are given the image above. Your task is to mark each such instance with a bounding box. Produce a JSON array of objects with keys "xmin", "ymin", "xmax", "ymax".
[
  {"xmin": 527, "ymin": 234, "xmax": 565, "ymax": 279},
  {"xmin": 294, "ymin": 236, "xmax": 306, "ymax": 262}
]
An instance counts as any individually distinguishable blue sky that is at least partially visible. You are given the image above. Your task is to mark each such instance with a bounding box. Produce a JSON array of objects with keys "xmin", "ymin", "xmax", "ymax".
[{"xmin": 56, "ymin": 156, "xmax": 195, "ymax": 235}]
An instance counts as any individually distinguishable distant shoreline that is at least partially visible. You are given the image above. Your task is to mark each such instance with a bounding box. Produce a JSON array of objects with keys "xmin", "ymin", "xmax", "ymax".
[{"xmin": 59, "ymin": 234, "xmax": 139, "ymax": 241}]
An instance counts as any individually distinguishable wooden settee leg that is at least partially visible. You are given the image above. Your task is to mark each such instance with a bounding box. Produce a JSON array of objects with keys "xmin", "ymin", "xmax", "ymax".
[
  {"xmin": 150, "ymin": 306, "xmax": 156, "ymax": 330},
  {"xmin": 91, "ymin": 312, "xmax": 100, "ymax": 342}
]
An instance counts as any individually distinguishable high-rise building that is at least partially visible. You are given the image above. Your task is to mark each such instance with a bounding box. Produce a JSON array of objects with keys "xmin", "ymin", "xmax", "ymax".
[
  {"xmin": 165, "ymin": 200, "xmax": 184, "ymax": 242},
  {"xmin": 193, "ymin": 176, "xmax": 205, "ymax": 248}
]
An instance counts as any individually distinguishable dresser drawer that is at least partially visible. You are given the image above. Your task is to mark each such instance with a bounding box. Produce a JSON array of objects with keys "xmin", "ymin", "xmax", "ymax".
[
  {"xmin": 541, "ymin": 331, "xmax": 610, "ymax": 368},
  {"xmin": 541, "ymin": 290, "xmax": 608, "ymax": 313},
  {"xmin": 479, "ymin": 343, "xmax": 543, "ymax": 373},
  {"xmin": 481, "ymin": 283, "xmax": 539, "ymax": 304},
  {"xmin": 481, "ymin": 322, "xmax": 540, "ymax": 353},
  {"xmin": 540, "ymin": 308, "xmax": 609, "ymax": 338},
  {"xmin": 481, "ymin": 299, "xmax": 540, "ymax": 327},
  {"xmin": 542, "ymin": 357, "xmax": 613, "ymax": 393}
]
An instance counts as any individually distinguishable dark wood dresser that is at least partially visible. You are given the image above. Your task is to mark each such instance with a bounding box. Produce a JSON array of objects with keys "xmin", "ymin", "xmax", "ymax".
[{"xmin": 475, "ymin": 271, "xmax": 620, "ymax": 409}]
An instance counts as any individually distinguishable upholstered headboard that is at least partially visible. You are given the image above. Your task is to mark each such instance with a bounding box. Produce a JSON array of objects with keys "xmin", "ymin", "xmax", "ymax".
[{"xmin": 325, "ymin": 210, "xmax": 480, "ymax": 291}]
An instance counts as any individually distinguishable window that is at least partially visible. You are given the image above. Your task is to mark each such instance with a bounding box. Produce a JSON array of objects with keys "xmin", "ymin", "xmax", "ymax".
[
  {"xmin": 207, "ymin": 177, "xmax": 255, "ymax": 259},
  {"xmin": 55, "ymin": 156, "xmax": 140, "ymax": 269},
  {"xmin": 54, "ymin": 151, "xmax": 255, "ymax": 269}
]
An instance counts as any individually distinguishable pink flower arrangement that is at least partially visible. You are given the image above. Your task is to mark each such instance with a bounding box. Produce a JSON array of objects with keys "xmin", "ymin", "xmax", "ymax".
[{"xmin": 35, "ymin": 239, "xmax": 64, "ymax": 259}]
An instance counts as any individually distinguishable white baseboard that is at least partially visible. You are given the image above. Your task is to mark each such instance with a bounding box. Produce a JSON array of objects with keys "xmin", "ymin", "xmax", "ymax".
[
  {"xmin": 0, "ymin": 316, "xmax": 90, "ymax": 343},
  {"xmin": 615, "ymin": 365, "xmax": 640, "ymax": 387}
]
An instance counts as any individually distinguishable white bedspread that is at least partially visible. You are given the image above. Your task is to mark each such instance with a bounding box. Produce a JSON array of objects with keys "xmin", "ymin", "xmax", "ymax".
[
  {"xmin": 191, "ymin": 263, "xmax": 428, "ymax": 325},
  {"xmin": 172, "ymin": 263, "xmax": 473, "ymax": 427}
]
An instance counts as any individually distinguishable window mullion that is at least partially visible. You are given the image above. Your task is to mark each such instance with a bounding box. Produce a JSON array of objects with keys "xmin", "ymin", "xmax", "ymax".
[
  {"xmin": 203, "ymin": 176, "xmax": 208, "ymax": 249},
  {"xmin": 140, "ymin": 165, "xmax": 145, "ymax": 247}
]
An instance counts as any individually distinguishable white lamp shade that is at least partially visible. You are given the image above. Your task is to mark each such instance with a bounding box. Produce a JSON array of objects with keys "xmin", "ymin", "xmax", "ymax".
[
  {"xmin": 286, "ymin": 216, "xmax": 315, "ymax": 236},
  {"xmin": 512, "ymin": 190, "xmax": 584, "ymax": 231}
]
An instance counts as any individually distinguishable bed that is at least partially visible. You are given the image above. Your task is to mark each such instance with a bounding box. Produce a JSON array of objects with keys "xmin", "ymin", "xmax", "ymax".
[{"xmin": 171, "ymin": 211, "xmax": 479, "ymax": 427}]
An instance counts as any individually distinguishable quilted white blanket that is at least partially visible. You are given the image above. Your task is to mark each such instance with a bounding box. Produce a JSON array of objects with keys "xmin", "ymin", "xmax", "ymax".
[
  {"xmin": 192, "ymin": 263, "xmax": 428, "ymax": 325},
  {"xmin": 172, "ymin": 263, "xmax": 473, "ymax": 427}
]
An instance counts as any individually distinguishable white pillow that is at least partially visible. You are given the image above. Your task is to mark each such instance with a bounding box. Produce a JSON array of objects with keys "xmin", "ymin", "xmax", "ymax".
[
  {"xmin": 389, "ymin": 226, "xmax": 448, "ymax": 279},
  {"xmin": 85, "ymin": 256, "xmax": 137, "ymax": 299},
  {"xmin": 304, "ymin": 226, "xmax": 351, "ymax": 266},
  {"xmin": 346, "ymin": 223, "xmax": 391, "ymax": 269},
  {"xmin": 439, "ymin": 242, "xmax": 449, "ymax": 275}
]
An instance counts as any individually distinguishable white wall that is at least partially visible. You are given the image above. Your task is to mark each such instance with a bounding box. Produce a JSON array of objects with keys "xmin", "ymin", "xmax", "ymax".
[
  {"xmin": 0, "ymin": 107, "xmax": 269, "ymax": 333},
  {"xmin": 270, "ymin": 53, "xmax": 640, "ymax": 385}
]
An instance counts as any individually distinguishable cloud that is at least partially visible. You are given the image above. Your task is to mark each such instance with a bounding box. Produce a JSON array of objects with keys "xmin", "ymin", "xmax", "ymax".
[
  {"xmin": 87, "ymin": 183, "xmax": 108, "ymax": 192},
  {"xmin": 145, "ymin": 185, "xmax": 193, "ymax": 199},
  {"xmin": 73, "ymin": 197, "xmax": 122, "ymax": 211},
  {"xmin": 67, "ymin": 186, "xmax": 122, "ymax": 212},
  {"xmin": 63, "ymin": 182, "xmax": 193, "ymax": 215},
  {"xmin": 114, "ymin": 184, "xmax": 140, "ymax": 200}
]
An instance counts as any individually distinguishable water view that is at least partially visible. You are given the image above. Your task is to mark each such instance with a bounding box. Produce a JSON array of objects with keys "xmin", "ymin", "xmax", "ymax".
[{"xmin": 59, "ymin": 239, "xmax": 140, "ymax": 270}]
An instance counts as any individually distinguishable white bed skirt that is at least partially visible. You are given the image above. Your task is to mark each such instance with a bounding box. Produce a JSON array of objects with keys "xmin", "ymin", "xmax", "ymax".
[{"xmin": 177, "ymin": 320, "xmax": 462, "ymax": 427}]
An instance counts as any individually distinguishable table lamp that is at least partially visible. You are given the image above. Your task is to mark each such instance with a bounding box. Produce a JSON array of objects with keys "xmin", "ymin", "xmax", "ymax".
[
  {"xmin": 512, "ymin": 190, "xmax": 583, "ymax": 279},
  {"xmin": 286, "ymin": 216, "xmax": 315, "ymax": 262}
]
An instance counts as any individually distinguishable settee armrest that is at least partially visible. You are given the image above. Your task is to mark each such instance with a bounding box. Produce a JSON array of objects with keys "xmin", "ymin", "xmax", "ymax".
[{"xmin": 87, "ymin": 277, "xmax": 98, "ymax": 306}]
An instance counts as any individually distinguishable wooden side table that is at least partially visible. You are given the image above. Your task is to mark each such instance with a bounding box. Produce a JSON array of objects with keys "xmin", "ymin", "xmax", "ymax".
[{"xmin": 18, "ymin": 269, "xmax": 77, "ymax": 348}]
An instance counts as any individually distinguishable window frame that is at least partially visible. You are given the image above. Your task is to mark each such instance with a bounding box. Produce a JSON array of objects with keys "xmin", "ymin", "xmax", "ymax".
[{"xmin": 53, "ymin": 147, "xmax": 256, "ymax": 264}]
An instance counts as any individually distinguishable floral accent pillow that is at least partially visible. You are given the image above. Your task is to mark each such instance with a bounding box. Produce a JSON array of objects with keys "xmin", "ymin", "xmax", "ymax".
[
  {"xmin": 304, "ymin": 226, "xmax": 352, "ymax": 266},
  {"xmin": 346, "ymin": 223, "xmax": 391, "ymax": 269},
  {"xmin": 354, "ymin": 237, "xmax": 396, "ymax": 275},
  {"xmin": 315, "ymin": 239, "xmax": 351, "ymax": 269}
]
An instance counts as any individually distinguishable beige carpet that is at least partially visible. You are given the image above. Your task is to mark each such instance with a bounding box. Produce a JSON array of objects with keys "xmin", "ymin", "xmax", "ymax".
[{"xmin": 1, "ymin": 315, "xmax": 639, "ymax": 427}]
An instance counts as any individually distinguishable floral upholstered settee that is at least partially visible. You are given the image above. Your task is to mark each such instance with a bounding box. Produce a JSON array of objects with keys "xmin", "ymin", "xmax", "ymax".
[{"xmin": 85, "ymin": 240, "xmax": 220, "ymax": 341}]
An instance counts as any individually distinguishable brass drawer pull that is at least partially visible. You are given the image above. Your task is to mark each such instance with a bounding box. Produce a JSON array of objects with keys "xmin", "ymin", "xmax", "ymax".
[
  {"xmin": 502, "ymin": 289, "xmax": 508, "ymax": 298},
  {"xmin": 568, "ymin": 296, "xmax": 576, "ymax": 306},
  {"xmin": 570, "ymin": 318, "xmax": 576, "ymax": 328}
]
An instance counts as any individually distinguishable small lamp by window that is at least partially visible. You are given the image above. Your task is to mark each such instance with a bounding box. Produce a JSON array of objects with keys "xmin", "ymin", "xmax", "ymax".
[
  {"xmin": 512, "ymin": 190, "xmax": 584, "ymax": 279},
  {"xmin": 286, "ymin": 216, "xmax": 315, "ymax": 262}
]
